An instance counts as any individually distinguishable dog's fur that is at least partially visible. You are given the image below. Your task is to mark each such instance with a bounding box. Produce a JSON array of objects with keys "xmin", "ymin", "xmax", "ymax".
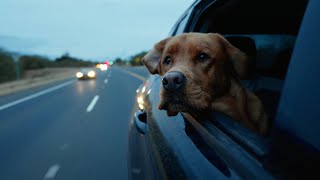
[{"xmin": 141, "ymin": 33, "xmax": 268, "ymax": 135}]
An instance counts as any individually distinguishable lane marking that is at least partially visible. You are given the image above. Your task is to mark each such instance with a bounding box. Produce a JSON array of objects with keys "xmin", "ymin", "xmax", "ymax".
[
  {"xmin": 104, "ymin": 79, "xmax": 108, "ymax": 84},
  {"xmin": 0, "ymin": 80, "xmax": 74, "ymax": 111},
  {"xmin": 86, "ymin": 95, "xmax": 99, "ymax": 112},
  {"xmin": 124, "ymin": 70, "xmax": 146, "ymax": 81},
  {"xmin": 44, "ymin": 164, "xmax": 60, "ymax": 179}
]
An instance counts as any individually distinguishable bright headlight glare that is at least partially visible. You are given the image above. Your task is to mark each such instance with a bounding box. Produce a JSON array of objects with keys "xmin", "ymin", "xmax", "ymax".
[
  {"xmin": 87, "ymin": 71, "xmax": 96, "ymax": 77},
  {"xmin": 137, "ymin": 96, "xmax": 144, "ymax": 104},
  {"xmin": 137, "ymin": 96, "xmax": 144, "ymax": 110},
  {"xmin": 100, "ymin": 64, "xmax": 108, "ymax": 71},
  {"xmin": 141, "ymin": 86, "xmax": 146, "ymax": 93},
  {"xmin": 138, "ymin": 104, "xmax": 144, "ymax": 110},
  {"xmin": 76, "ymin": 72, "xmax": 83, "ymax": 78}
]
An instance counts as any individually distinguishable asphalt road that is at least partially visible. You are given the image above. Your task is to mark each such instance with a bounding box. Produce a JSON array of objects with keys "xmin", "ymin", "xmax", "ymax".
[{"xmin": 0, "ymin": 66, "xmax": 148, "ymax": 180}]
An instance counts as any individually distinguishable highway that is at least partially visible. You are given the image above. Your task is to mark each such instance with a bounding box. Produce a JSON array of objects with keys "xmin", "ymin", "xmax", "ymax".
[{"xmin": 0, "ymin": 66, "xmax": 148, "ymax": 180}]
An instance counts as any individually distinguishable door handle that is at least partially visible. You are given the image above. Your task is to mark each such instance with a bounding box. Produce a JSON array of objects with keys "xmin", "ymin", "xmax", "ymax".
[{"xmin": 134, "ymin": 110, "xmax": 147, "ymax": 134}]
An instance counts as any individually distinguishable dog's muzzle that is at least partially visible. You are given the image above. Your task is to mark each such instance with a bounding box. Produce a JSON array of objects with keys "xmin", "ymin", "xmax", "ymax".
[{"xmin": 162, "ymin": 71, "xmax": 186, "ymax": 91}]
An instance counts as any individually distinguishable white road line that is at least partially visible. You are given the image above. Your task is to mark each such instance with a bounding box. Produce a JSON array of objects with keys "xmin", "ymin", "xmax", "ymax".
[
  {"xmin": 44, "ymin": 164, "xmax": 60, "ymax": 179},
  {"xmin": 86, "ymin": 95, "xmax": 99, "ymax": 112},
  {"xmin": 104, "ymin": 79, "xmax": 108, "ymax": 84},
  {"xmin": 0, "ymin": 80, "xmax": 74, "ymax": 111}
]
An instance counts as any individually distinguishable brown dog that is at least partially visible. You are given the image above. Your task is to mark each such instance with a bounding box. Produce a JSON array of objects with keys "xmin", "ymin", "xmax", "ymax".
[{"xmin": 141, "ymin": 33, "xmax": 268, "ymax": 135}]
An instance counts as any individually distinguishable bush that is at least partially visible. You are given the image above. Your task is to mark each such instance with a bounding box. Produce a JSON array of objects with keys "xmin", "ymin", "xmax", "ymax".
[
  {"xmin": 20, "ymin": 55, "xmax": 55, "ymax": 70},
  {"xmin": 55, "ymin": 53, "xmax": 95, "ymax": 67},
  {"xmin": 0, "ymin": 49, "xmax": 16, "ymax": 83},
  {"xmin": 0, "ymin": 50, "xmax": 96, "ymax": 83}
]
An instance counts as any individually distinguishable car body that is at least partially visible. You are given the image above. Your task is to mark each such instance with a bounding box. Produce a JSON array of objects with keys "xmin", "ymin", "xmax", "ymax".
[
  {"xmin": 128, "ymin": 0, "xmax": 320, "ymax": 179},
  {"xmin": 76, "ymin": 68, "xmax": 97, "ymax": 80}
]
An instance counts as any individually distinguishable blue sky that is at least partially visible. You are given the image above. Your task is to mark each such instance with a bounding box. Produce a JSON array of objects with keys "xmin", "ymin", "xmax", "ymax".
[{"xmin": 0, "ymin": 0, "xmax": 193, "ymax": 61}]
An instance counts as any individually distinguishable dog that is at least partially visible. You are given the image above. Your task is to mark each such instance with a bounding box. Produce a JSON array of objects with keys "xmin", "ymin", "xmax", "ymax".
[{"xmin": 141, "ymin": 33, "xmax": 268, "ymax": 135}]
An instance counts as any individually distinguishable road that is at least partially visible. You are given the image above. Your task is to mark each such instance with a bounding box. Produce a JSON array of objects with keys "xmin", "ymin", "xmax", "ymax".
[{"xmin": 0, "ymin": 66, "xmax": 148, "ymax": 180}]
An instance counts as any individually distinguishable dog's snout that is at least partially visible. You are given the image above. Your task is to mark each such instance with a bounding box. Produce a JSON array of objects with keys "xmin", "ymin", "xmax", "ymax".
[{"xmin": 162, "ymin": 71, "xmax": 186, "ymax": 91}]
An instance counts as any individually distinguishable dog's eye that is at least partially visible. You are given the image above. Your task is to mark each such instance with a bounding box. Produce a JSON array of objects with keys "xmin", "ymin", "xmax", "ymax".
[
  {"xmin": 196, "ymin": 52, "xmax": 210, "ymax": 62},
  {"xmin": 163, "ymin": 56, "xmax": 171, "ymax": 65}
]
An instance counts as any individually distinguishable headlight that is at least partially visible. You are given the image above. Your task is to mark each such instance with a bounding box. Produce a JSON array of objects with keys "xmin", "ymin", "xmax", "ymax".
[
  {"xmin": 87, "ymin": 71, "xmax": 96, "ymax": 78},
  {"xmin": 100, "ymin": 64, "xmax": 108, "ymax": 71},
  {"xmin": 76, "ymin": 72, "xmax": 83, "ymax": 78}
]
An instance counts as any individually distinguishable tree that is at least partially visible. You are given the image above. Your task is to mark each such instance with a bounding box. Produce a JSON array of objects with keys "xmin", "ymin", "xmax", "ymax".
[
  {"xmin": 129, "ymin": 51, "xmax": 147, "ymax": 66},
  {"xmin": 55, "ymin": 53, "xmax": 95, "ymax": 67},
  {"xmin": 114, "ymin": 57, "xmax": 126, "ymax": 66}
]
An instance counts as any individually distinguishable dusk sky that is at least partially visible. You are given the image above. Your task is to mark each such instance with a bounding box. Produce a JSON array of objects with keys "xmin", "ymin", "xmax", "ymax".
[{"xmin": 0, "ymin": 0, "xmax": 193, "ymax": 61}]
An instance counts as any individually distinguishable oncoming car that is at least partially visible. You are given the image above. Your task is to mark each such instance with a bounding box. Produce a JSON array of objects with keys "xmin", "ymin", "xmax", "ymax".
[
  {"xmin": 76, "ymin": 68, "xmax": 97, "ymax": 80},
  {"xmin": 128, "ymin": 0, "xmax": 320, "ymax": 179}
]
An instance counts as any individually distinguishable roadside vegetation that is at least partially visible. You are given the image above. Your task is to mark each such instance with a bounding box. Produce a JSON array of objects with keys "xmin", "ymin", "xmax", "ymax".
[
  {"xmin": 113, "ymin": 51, "xmax": 147, "ymax": 66},
  {"xmin": 0, "ymin": 49, "xmax": 96, "ymax": 83},
  {"xmin": 0, "ymin": 49, "xmax": 16, "ymax": 83},
  {"xmin": 0, "ymin": 48, "xmax": 148, "ymax": 83}
]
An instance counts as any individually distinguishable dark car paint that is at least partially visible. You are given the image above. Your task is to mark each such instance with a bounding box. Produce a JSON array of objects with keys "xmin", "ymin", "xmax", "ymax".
[{"xmin": 128, "ymin": 0, "xmax": 320, "ymax": 179}]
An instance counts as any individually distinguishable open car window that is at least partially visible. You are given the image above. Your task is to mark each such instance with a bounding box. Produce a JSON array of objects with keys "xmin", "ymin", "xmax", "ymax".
[
  {"xmin": 188, "ymin": 0, "xmax": 308, "ymax": 139},
  {"xmin": 179, "ymin": 0, "xmax": 317, "ymax": 179}
]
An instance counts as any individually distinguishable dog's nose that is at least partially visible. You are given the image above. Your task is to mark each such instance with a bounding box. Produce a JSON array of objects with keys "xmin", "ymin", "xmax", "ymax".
[{"xmin": 162, "ymin": 71, "xmax": 186, "ymax": 91}]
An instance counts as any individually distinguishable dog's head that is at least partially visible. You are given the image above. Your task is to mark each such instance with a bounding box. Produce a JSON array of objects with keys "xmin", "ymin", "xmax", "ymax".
[{"xmin": 142, "ymin": 33, "xmax": 249, "ymax": 116}]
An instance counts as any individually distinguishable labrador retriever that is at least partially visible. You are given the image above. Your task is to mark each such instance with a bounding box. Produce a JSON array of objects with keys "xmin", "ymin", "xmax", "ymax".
[{"xmin": 141, "ymin": 33, "xmax": 268, "ymax": 135}]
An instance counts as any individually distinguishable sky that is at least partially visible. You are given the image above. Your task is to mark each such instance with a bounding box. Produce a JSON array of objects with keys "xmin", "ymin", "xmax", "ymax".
[{"xmin": 0, "ymin": 0, "xmax": 194, "ymax": 61}]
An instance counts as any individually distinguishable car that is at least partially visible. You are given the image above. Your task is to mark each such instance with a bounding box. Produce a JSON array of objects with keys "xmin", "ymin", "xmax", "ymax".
[
  {"xmin": 128, "ymin": 0, "xmax": 320, "ymax": 179},
  {"xmin": 76, "ymin": 68, "xmax": 97, "ymax": 80}
]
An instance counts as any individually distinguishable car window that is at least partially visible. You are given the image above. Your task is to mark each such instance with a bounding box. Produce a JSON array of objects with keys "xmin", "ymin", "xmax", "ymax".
[
  {"xmin": 180, "ymin": 0, "xmax": 312, "ymax": 178},
  {"xmin": 190, "ymin": 0, "xmax": 307, "ymax": 133}
]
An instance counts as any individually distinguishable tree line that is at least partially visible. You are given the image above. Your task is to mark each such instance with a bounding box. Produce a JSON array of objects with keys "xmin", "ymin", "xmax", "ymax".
[
  {"xmin": 0, "ymin": 49, "xmax": 96, "ymax": 83},
  {"xmin": 113, "ymin": 51, "xmax": 147, "ymax": 66},
  {"xmin": 0, "ymin": 48, "xmax": 149, "ymax": 83}
]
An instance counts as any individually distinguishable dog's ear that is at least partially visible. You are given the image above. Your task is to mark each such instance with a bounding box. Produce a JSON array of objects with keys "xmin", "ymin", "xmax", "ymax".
[
  {"xmin": 141, "ymin": 37, "xmax": 172, "ymax": 75},
  {"xmin": 209, "ymin": 33, "xmax": 249, "ymax": 78}
]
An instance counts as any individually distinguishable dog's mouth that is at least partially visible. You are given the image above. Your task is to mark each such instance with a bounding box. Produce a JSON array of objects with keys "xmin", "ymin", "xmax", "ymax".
[{"xmin": 158, "ymin": 93, "xmax": 189, "ymax": 116}]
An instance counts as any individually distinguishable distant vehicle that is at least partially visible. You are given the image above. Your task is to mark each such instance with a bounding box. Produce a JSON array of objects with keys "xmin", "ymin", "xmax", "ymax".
[
  {"xmin": 128, "ymin": 0, "xmax": 320, "ymax": 179},
  {"xmin": 76, "ymin": 68, "xmax": 96, "ymax": 80},
  {"xmin": 96, "ymin": 61, "xmax": 112, "ymax": 71}
]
